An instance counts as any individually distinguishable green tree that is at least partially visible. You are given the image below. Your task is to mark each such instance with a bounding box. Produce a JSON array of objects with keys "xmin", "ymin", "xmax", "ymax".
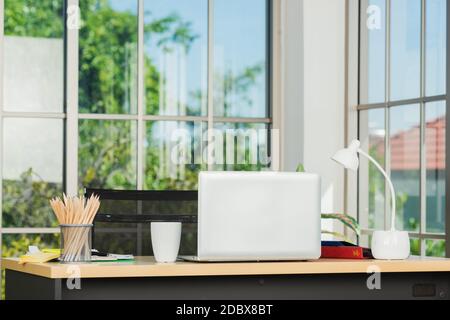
[
  {"xmin": 2, "ymin": 169, "xmax": 60, "ymax": 227},
  {"xmin": 4, "ymin": 0, "xmax": 64, "ymax": 38},
  {"xmin": 77, "ymin": 0, "xmax": 204, "ymax": 190},
  {"xmin": 215, "ymin": 63, "xmax": 265, "ymax": 118},
  {"xmin": 1, "ymin": 0, "xmax": 266, "ymax": 274}
]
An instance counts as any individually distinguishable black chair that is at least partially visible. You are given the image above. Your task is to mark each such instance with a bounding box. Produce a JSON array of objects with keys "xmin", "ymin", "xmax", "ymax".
[{"xmin": 84, "ymin": 188, "xmax": 198, "ymax": 256}]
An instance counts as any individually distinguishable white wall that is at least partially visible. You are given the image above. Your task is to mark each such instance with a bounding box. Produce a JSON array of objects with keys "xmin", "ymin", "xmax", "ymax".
[{"xmin": 281, "ymin": 0, "xmax": 347, "ymax": 234}]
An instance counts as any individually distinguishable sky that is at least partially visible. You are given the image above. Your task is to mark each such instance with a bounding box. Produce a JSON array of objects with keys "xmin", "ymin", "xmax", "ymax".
[
  {"xmin": 110, "ymin": 0, "xmax": 267, "ymax": 117},
  {"xmin": 110, "ymin": 0, "xmax": 266, "ymax": 69}
]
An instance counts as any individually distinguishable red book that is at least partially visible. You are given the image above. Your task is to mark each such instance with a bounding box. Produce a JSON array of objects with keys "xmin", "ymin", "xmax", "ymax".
[{"xmin": 321, "ymin": 241, "xmax": 373, "ymax": 259}]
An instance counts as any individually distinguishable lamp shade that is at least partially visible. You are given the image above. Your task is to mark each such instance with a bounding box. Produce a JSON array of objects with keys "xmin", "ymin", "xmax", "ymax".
[{"xmin": 331, "ymin": 140, "xmax": 361, "ymax": 171}]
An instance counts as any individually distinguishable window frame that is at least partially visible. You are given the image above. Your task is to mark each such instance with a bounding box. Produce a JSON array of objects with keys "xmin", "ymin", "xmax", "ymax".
[
  {"xmin": 0, "ymin": 0, "xmax": 277, "ymax": 296},
  {"xmin": 356, "ymin": 0, "xmax": 450, "ymax": 256},
  {"xmin": 445, "ymin": 0, "xmax": 450, "ymax": 258}
]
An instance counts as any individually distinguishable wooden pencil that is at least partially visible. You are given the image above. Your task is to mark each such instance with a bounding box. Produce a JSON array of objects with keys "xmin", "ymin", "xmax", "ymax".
[{"xmin": 50, "ymin": 194, "xmax": 100, "ymax": 262}]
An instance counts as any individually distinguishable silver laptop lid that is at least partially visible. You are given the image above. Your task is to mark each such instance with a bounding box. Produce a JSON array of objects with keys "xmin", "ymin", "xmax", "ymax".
[{"xmin": 197, "ymin": 171, "xmax": 321, "ymax": 261}]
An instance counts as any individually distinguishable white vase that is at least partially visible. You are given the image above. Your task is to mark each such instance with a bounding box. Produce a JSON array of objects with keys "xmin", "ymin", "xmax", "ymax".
[{"xmin": 151, "ymin": 222, "xmax": 182, "ymax": 263}]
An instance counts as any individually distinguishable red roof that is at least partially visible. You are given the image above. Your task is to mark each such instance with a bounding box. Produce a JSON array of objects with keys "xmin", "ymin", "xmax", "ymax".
[{"xmin": 372, "ymin": 116, "xmax": 446, "ymax": 170}]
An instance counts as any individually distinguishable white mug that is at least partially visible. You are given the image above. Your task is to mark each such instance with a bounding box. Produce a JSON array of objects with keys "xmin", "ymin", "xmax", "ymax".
[{"xmin": 151, "ymin": 222, "xmax": 182, "ymax": 263}]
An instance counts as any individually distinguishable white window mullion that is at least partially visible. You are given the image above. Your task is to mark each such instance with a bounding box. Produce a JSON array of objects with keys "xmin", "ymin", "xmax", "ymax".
[
  {"xmin": 66, "ymin": 0, "xmax": 80, "ymax": 196},
  {"xmin": 207, "ymin": 0, "xmax": 214, "ymax": 171},
  {"xmin": 137, "ymin": 0, "xmax": 144, "ymax": 190},
  {"xmin": 2, "ymin": 112, "xmax": 66, "ymax": 119},
  {"xmin": 385, "ymin": 0, "xmax": 392, "ymax": 231},
  {"xmin": 271, "ymin": 0, "xmax": 282, "ymax": 172},
  {"xmin": 420, "ymin": 0, "xmax": 427, "ymax": 256},
  {"xmin": 78, "ymin": 113, "xmax": 138, "ymax": 120},
  {"xmin": 136, "ymin": 0, "xmax": 145, "ymax": 256},
  {"xmin": 0, "ymin": 228, "xmax": 60, "ymax": 234}
]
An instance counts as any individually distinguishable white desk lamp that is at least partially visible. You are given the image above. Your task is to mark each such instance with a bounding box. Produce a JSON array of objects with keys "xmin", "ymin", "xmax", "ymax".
[{"xmin": 332, "ymin": 139, "xmax": 410, "ymax": 260}]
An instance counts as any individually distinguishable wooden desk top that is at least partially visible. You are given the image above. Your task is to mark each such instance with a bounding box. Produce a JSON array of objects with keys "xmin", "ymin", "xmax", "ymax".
[{"xmin": 2, "ymin": 256, "xmax": 450, "ymax": 279}]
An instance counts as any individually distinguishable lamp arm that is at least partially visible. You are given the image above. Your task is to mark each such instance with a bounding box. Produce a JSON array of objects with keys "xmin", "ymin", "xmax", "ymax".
[{"xmin": 357, "ymin": 148, "xmax": 397, "ymax": 231}]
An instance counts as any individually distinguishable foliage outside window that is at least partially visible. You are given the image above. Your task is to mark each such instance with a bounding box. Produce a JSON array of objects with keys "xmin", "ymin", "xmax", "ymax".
[{"xmin": 1, "ymin": 0, "xmax": 271, "ymax": 298}]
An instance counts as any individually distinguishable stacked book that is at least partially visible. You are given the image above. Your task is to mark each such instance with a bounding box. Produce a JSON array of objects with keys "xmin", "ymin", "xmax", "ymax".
[{"xmin": 321, "ymin": 241, "xmax": 373, "ymax": 259}]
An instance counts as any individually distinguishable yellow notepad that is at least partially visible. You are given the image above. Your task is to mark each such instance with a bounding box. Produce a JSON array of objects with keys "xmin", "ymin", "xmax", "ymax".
[
  {"xmin": 18, "ymin": 252, "xmax": 60, "ymax": 264},
  {"xmin": 42, "ymin": 248, "xmax": 62, "ymax": 255}
]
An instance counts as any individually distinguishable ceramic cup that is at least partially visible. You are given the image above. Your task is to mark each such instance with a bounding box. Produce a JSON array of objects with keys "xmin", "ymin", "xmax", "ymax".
[{"xmin": 151, "ymin": 222, "xmax": 182, "ymax": 263}]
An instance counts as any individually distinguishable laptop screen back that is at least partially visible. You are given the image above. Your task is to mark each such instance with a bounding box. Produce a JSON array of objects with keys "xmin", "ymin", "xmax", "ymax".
[{"xmin": 198, "ymin": 171, "xmax": 321, "ymax": 260}]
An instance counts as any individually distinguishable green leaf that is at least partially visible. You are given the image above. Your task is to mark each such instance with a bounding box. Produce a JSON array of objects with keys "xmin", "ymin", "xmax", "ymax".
[
  {"xmin": 321, "ymin": 213, "xmax": 361, "ymax": 236},
  {"xmin": 296, "ymin": 163, "xmax": 305, "ymax": 173}
]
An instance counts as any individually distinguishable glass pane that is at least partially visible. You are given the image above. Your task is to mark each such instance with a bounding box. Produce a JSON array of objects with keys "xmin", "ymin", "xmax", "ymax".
[
  {"xmin": 79, "ymin": 0, "xmax": 138, "ymax": 114},
  {"xmin": 212, "ymin": 123, "xmax": 271, "ymax": 171},
  {"xmin": 79, "ymin": 120, "xmax": 137, "ymax": 190},
  {"xmin": 426, "ymin": 0, "xmax": 447, "ymax": 96},
  {"xmin": 359, "ymin": 234, "xmax": 372, "ymax": 249},
  {"xmin": 359, "ymin": 109, "xmax": 386, "ymax": 230},
  {"xmin": 214, "ymin": 0, "xmax": 268, "ymax": 118},
  {"xmin": 2, "ymin": 233, "xmax": 60, "ymax": 258},
  {"xmin": 410, "ymin": 238, "xmax": 420, "ymax": 256},
  {"xmin": 144, "ymin": 121, "xmax": 205, "ymax": 190},
  {"xmin": 425, "ymin": 239, "xmax": 445, "ymax": 257},
  {"xmin": 425, "ymin": 101, "xmax": 446, "ymax": 233},
  {"xmin": 2, "ymin": 118, "xmax": 63, "ymax": 227},
  {"xmin": 390, "ymin": 104, "xmax": 420, "ymax": 232},
  {"xmin": 360, "ymin": 0, "xmax": 386, "ymax": 104},
  {"xmin": 144, "ymin": 0, "xmax": 207, "ymax": 116},
  {"xmin": 390, "ymin": 0, "xmax": 421, "ymax": 101},
  {"xmin": 3, "ymin": 0, "xmax": 64, "ymax": 112}
]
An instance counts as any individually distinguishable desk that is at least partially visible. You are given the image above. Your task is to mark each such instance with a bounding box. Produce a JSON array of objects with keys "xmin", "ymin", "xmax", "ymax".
[{"xmin": 2, "ymin": 257, "xmax": 450, "ymax": 300}]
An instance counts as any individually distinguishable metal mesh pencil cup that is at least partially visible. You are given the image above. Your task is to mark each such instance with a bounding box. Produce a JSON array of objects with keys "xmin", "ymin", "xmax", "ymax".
[{"xmin": 60, "ymin": 224, "xmax": 93, "ymax": 263}]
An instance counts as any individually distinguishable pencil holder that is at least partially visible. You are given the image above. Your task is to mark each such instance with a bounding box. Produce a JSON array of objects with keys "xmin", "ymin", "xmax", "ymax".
[{"xmin": 60, "ymin": 224, "xmax": 93, "ymax": 263}]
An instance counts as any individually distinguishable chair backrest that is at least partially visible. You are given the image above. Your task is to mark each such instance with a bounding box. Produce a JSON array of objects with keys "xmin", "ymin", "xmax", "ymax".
[{"xmin": 85, "ymin": 188, "xmax": 198, "ymax": 256}]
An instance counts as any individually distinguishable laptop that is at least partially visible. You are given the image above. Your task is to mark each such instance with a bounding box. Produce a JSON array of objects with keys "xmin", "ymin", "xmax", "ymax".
[{"xmin": 181, "ymin": 171, "xmax": 321, "ymax": 262}]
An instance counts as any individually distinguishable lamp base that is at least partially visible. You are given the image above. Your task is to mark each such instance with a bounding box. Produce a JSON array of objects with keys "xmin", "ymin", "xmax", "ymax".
[{"xmin": 371, "ymin": 230, "xmax": 410, "ymax": 260}]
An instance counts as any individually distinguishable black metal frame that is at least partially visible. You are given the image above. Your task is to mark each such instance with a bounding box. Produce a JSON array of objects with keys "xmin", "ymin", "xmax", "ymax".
[
  {"xmin": 84, "ymin": 188, "xmax": 198, "ymax": 224},
  {"xmin": 84, "ymin": 188, "xmax": 198, "ymax": 255}
]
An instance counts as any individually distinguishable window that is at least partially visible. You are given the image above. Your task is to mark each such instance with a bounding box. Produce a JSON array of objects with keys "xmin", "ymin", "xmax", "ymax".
[
  {"xmin": 77, "ymin": 0, "xmax": 271, "ymax": 192},
  {"xmin": 358, "ymin": 0, "xmax": 447, "ymax": 256},
  {"xmin": 0, "ymin": 0, "xmax": 273, "ymax": 298}
]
